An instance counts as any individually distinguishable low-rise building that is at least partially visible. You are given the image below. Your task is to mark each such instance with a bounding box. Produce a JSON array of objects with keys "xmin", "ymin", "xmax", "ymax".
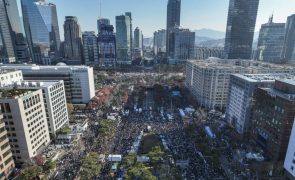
[{"xmin": 0, "ymin": 89, "xmax": 50, "ymax": 163}]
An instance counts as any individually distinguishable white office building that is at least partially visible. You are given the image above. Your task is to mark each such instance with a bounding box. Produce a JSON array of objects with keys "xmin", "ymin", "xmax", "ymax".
[
  {"xmin": 0, "ymin": 70, "xmax": 23, "ymax": 87},
  {"xmin": 0, "ymin": 89, "xmax": 50, "ymax": 163},
  {"xmin": 12, "ymin": 81, "xmax": 69, "ymax": 137},
  {"xmin": 284, "ymin": 119, "xmax": 295, "ymax": 179},
  {"xmin": 185, "ymin": 58, "xmax": 295, "ymax": 110},
  {"xmin": 226, "ymin": 74, "xmax": 295, "ymax": 135},
  {"xmin": 0, "ymin": 64, "xmax": 95, "ymax": 104}
]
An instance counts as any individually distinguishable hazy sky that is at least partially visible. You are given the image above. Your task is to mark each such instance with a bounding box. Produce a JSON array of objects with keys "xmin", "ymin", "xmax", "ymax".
[{"xmin": 50, "ymin": 0, "xmax": 295, "ymax": 39}]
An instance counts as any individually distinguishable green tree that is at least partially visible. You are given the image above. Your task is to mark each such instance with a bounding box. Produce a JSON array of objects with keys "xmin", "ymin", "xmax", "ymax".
[
  {"xmin": 57, "ymin": 126, "xmax": 71, "ymax": 135},
  {"xmin": 21, "ymin": 165, "xmax": 43, "ymax": 180},
  {"xmin": 42, "ymin": 160, "xmax": 56, "ymax": 173},
  {"xmin": 148, "ymin": 146, "xmax": 164, "ymax": 166},
  {"xmin": 80, "ymin": 152, "xmax": 101, "ymax": 180},
  {"xmin": 125, "ymin": 163, "xmax": 156, "ymax": 180},
  {"xmin": 67, "ymin": 103, "xmax": 74, "ymax": 115},
  {"xmin": 122, "ymin": 153, "xmax": 137, "ymax": 168}
]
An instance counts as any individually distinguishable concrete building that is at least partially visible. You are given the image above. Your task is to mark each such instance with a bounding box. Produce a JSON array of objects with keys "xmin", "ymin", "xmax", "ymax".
[
  {"xmin": 97, "ymin": 18, "xmax": 110, "ymax": 34},
  {"xmin": 0, "ymin": 64, "xmax": 95, "ymax": 104},
  {"xmin": 256, "ymin": 16, "xmax": 285, "ymax": 63},
  {"xmin": 153, "ymin": 29, "xmax": 166, "ymax": 55},
  {"xmin": 167, "ymin": 27, "xmax": 195, "ymax": 64},
  {"xmin": 64, "ymin": 16, "xmax": 83, "ymax": 63},
  {"xmin": 21, "ymin": 0, "xmax": 61, "ymax": 64},
  {"xmin": 0, "ymin": 89, "xmax": 50, "ymax": 163},
  {"xmin": 0, "ymin": 70, "xmax": 23, "ymax": 87},
  {"xmin": 116, "ymin": 14, "xmax": 131, "ymax": 65},
  {"xmin": 97, "ymin": 24, "xmax": 116, "ymax": 67},
  {"xmin": 281, "ymin": 14, "xmax": 295, "ymax": 64},
  {"xmin": 226, "ymin": 74, "xmax": 295, "ymax": 135},
  {"xmin": 134, "ymin": 27, "xmax": 143, "ymax": 59},
  {"xmin": 251, "ymin": 80, "xmax": 295, "ymax": 161},
  {"xmin": 0, "ymin": 112, "xmax": 14, "ymax": 179},
  {"xmin": 185, "ymin": 58, "xmax": 295, "ymax": 110},
  {"xmin": 284, "ymin": 119, "xmax": 295, "ymax": 179},
  {"xmin": 166, "ymin": 0, "xmax": 181, "ymax": 57},
  {"xmin": 83, "ymin": 31, "xmax": 99, "ymax": 65},
  {"xmin": 12, "ymin": 81, "xmax": 69, "ymax": 138},
  {"xmin": 194, "ymin": 47, "xmax": 225, "ymax": 60},
  {"xmin": 224, "ymin": 0, "xmax": 259, "ymax": 59}
]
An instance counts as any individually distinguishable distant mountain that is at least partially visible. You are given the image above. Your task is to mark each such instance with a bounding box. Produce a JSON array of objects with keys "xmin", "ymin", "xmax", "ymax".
[
  {"xmin": 194, "ymin": 29, "xmax": 225, "ymax": 39},
  {"xmin": 196, "ymin": 38, "xmax": 225, "ymax": 48}
]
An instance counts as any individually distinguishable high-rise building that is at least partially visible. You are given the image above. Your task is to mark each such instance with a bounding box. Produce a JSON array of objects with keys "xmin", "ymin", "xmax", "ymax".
[
  {"xmin": 98, "ymin": 24, "xmax": 116, "ymax": 67},
  {"xmin": 0, "ymin": 110, "xmax": 14, "ymax": 179},
  {"xmin": 256, "ymin": 16, "xmax": 285, "ymax": 63},
  {"xmin": 97, "ymin": 18, "xmax": 110, "ymax": 34},
  {"xmin": 224, "ymin": 0, "xmax": 259, "ymax": 59},
  {"xmin": 83, "ymin": 31, "xmax": 99, "ymax": 65},
  {"xmin": 284, "ymin": 119, "xmax": 295, "ymax": 179},
  {"xmin": 153, "ymin": 29, "xmax": 166, "ymax": 56},
  {"xmin": 166, "ymin": 0, "xmax": 181, "ymax": 57},
  {"xmin": 0, "ymin": 64, "xmax": 95, "ymax": 104},
  {"xmin": 167, "ymin": 27, "xmax": 195, "ymax": 64},
  {"xmin": 125, "ymin": 12, "xmax": 133, "ymax": 60},
  {"xmin": 0, "ymin": 89, "xmax": 50, "ymax": 163},
  {"xmin": 116, "ymin": 14, "xmax": 131, "ymax": 65},
  {"xmin": 134, "ymin": 27, "xmax": 143, "ymax": 59},
  {"xmin": 185, "ymin": 58, "xmax": 295, "ymax": 110},
  {"xmin": 63, "ymin": 16, "xmax": 83, "ymax": 63},
  {"xmin": 226, "ymin": 74, "xmax": 295, "ymax": 135},
  {"xmin": 0, "ymin": 0, "xmax": 16, "ymax": 63},
  {"xmin": 281, "ymin": 14, "xmax": 295, "ymax": 64},
  {"xmin": 251, "ymin": 80, "xmax": 295, "ymax": 161},
  {"xmin": 21, "ymin": 0, "xmax": 61, "ymax": 64}
]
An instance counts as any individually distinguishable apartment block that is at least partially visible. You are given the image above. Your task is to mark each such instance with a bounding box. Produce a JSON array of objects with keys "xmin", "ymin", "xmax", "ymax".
[
  {"xmin": 0, "ymin": 89, "xmax": 50, "ymax": 163},
  {"xmin": 284, "ymin": 119, "xmax": 295, "ymax": 179},
  {"xmin": 0, "ymin": 70, "xmax": 23, "ymax": 87},
  {"xmin": 251, "ymin": 80, "xmax": 295, "ymax": 161},
  {"xmin": 185, "ymin": 58, "xmax": 295, "ymax": 110},
  {"xmin": 0, "ymin": 112, "xmax": 14, "ymax": 180}
]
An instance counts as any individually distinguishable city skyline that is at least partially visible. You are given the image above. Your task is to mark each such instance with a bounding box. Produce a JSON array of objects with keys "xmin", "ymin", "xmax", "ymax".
[{"xmin": 49, "ymin": 0, "xmax": 295, "ymax": 39}]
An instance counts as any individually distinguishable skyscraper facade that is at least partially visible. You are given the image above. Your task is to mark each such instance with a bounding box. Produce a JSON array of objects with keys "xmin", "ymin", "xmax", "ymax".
[
  {"xmin": 256, "ymin": 16, "xmax": 285, "ymax": 63},
  {"xmin": 97, "ymin": 18, "xmax": 110, "ymax": 34},
  {"xmin": 63, "ymin": 16, "xmax": 83, "ymax": 63},
  {"xmin": 21, "ymin": 0, "xmax": 61, "ymax": 64},
  {"xmin": 83, "ymin": 31, "xmax": 99, "ymax": 65},
  {"xmin": 0, "ymin": 0, "xmax": 16, "ymax": 63},
  {"xmin": 168, "ymin": 28, "xmax": 195, "ymax": 63},
  {"xmin": 125, "ymin": 12, "xmax": 133, "ymax": 60},
  {"xmin": 166, "ymin": 0, "xmax": 181, "ymax": 57},
  {"xmin": 281, "ymin": 14, "xmax": 295, "ymax": 64},
  {"xmin": 134, "ymin": 27, "xmax": 143, "ymax": 59},
  {"xmin": 153, "ymin": 29, "xmax": 166, "ymax": 56},
  {"xmin": 116, "ymin": 15, "xmax": 131, "ymax": 65},
  {"xmin": 98, "ymin": 24, "xmax": 116, "ymax": 67},
  {"xmin": 224, "ymin": 0, "xmax": 260, "ymax": 59}
]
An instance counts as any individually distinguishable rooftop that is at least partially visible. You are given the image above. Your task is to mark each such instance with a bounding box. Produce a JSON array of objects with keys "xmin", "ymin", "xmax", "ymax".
[
  {"xmin": 0, "ymin": 64, "xmax": 91, "ymax": 72},
  {"xmin": 188, "ymin": 59, "xmax": 295, "ymax": 70},
  {"xmin": 233, "ymin": 74, "xmax": 295, "ymax": 83},
  {"xmin": 0, "ymin": 88, "xmax": 36, "ymax": 98}
]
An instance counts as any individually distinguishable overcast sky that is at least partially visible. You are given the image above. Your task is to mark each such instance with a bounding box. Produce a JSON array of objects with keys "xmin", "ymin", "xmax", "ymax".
[{"xmin": 50, "ymin": 0, "xmax": 295, "ymax": 39}]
